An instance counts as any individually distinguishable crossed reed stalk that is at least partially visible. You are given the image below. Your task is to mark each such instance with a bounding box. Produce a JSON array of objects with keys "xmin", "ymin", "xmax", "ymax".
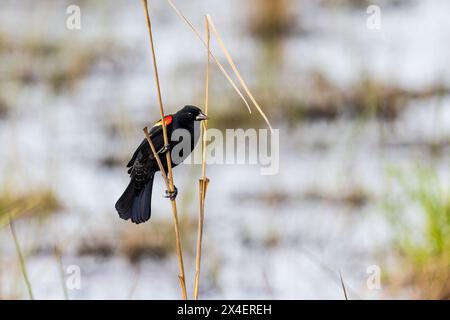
[
  {"xmin": 140, "ymin": 0, "xmax": 273, "ymax": 300},
  {"xmin": 141, "ymin": 0, "xmax": 187, "ymax": 300}
]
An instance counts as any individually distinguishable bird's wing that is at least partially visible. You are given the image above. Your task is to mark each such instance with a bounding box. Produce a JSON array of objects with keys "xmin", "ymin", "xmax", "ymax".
[
  {"xmin": 126, "ymin": 138, "xmax": 150, "ymax": 169},
  {"xmin": 126, "ymin": 115, "xmax": 174, "ymax": 169}
]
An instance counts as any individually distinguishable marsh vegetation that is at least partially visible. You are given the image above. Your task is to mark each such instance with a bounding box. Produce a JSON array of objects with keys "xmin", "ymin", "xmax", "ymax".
[{"xmin": 0, "ymin": 0, "xmax": 449, "ymax": 299}]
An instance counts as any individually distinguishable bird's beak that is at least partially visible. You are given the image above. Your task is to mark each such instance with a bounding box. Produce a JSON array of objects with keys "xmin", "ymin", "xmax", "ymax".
[{"xmin": 196, "ymin": 112, "xmax": 209, "ymax": 121}]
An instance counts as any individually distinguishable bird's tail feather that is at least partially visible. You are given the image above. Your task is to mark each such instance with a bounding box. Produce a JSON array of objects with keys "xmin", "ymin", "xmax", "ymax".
[{"xmin": 115, "ymin": 173, "xmax": 155, "ymax": 224}]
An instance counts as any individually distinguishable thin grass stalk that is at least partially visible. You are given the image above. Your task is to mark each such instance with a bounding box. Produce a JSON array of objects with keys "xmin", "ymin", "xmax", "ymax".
[
  {"xmin": 193, "ymin": 16, "xmax": 211, "ymax": 300},
  {"xmin": 141, "ymin": 0, "xmax": 187, "ymax": 300},
  {"xmin": 127, "ymin": 267, "xmax": 141, "ymax": 300},
  {"xmin": 55, "ymin": 246, "xmax": 69, "ymax": 300},
  {"xmin": 300, "ymin": 247, "xmax": 360, "ymax": 299},
  {"xmin": 339, "ymin": 271, "xmax": 349, "ymax": 300},
  {"xmin": 9, "ymin": 217, "xmax": 34, "ymax": 300}
]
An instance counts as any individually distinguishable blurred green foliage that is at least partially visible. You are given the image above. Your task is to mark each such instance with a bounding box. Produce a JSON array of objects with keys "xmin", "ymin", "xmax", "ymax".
[{"xmin": 385, "ymin": 166, "xmax": 450, "ymax": 298}]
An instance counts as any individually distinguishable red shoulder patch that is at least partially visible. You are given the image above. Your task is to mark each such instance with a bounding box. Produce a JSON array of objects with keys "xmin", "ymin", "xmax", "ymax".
[{"xmin": 153, "ymin": 115, "xmax": 173, "ymax": 128}]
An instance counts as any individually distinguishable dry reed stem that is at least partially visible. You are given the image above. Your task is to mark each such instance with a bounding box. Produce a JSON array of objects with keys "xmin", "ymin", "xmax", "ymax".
[
  {"xmin": 143, "ymin": 128, "xmax": 170, "ymax": 191},
  {"xmin": 141, "ymin": 0, "xmax": 187, "ymax": 300},
  {"xmin": 194, "ymin": 178, "xmax": 209, "ymax": 299},
  {"xmin": 9, "ymin": 217, "xmax": 34, "ymax": 300},
  {"xmin": 193, "ymin": 15, "xmax": 211, "ymax": 300},
  {"xmin": 165, "ymin": 0, "xmax": 275, "ymax": 297},
  {"xmin": 166, "ymin": 0, "xmax": 273, "ymax": 131},
  {"xmin": 144, "ymin": 128, "xmax": 187, "ymax": 298},
  {"xmin": 206, "ymin": 15, "xmax": 273, "ymax": 132},
  {"xmin": 201, "ymin": 14, "xmax": 211, "ymax": 180},
  {"xmin": 165, "ymin": 0, "xmax": 251, "ymax": 114}
]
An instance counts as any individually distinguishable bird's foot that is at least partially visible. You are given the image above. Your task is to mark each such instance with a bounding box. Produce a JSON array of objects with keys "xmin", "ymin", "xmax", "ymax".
[
  {"xmin": 158, "ymin": 144, "xmax": 171, "ymax": 155},
  {"xmin": 164, "ymin": 186, "xmax": 178, "ymax": 201}
]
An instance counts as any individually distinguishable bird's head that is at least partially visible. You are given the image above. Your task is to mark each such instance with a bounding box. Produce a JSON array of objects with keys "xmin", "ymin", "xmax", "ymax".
[{"xmin": 177, "ymin": 105, "xmax": 208, "ymax": 122}]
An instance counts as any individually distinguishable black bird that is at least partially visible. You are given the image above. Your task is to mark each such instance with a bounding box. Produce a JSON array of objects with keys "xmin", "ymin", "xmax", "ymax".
[{"xmin": 115, "ymin": 105, "xmax": 208, "ymax": 224}]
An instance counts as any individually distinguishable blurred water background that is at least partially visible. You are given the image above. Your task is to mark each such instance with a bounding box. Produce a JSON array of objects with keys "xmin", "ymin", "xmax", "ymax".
[{"xmin": 0, "ymin": 0, "xmax": 449, "ymax": 299}]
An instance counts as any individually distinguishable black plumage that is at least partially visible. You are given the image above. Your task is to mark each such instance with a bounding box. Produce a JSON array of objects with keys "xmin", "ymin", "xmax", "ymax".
[{"xmin": 115, "ymin": 105, "xmax": 207, "ymax": 224}]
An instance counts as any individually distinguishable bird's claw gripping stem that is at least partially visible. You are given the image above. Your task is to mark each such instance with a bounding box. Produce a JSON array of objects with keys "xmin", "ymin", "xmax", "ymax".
[
  {"xmin": 164, "ymin": 186, "xmax": 178, "ymax": 201},
  {"xmin": 158, "ymin": 144, "xmax": 171, "ymax": 155}
]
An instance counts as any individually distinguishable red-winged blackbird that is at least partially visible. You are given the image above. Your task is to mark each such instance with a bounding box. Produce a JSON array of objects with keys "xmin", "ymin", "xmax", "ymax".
[{"xmin": 115, "ymin": 105, "xmax": 208, "ymax": 224}]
